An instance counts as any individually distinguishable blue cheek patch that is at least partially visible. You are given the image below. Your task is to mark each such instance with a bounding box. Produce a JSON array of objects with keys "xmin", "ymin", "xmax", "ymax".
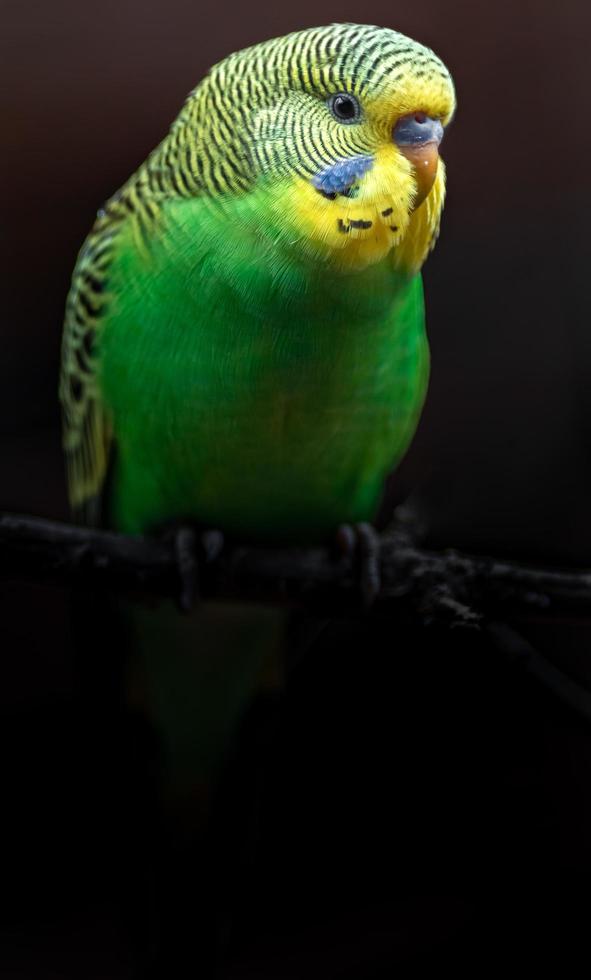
[{"xmin": 312, "ymin": 155, "xmax": 374, "ymax": 198}]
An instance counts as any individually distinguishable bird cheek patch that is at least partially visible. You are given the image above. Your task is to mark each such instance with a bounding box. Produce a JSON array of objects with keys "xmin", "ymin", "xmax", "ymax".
[
  {"xmin": 312, "ymin": 155, "xmax": 374, "ymax": 199},
  {"xmin": 283, "ymin": 143, "xmax": 424, "ymax": 270}
]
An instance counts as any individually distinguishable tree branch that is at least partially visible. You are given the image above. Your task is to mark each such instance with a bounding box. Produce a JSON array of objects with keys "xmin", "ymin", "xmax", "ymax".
[
  {"xmin": 1, "ymin": 510, "xmax": 590, "ymax": 619},
  {"xmin": 5, "ymin": 508, "xmax": 591, "ymax": 722}
]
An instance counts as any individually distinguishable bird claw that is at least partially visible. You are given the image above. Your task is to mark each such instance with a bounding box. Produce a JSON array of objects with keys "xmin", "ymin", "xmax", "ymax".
[
  {"xmin": 170, "ymin": 525, "xmax": 224, "ymax": 612},
  {"xmin": 335, "ymin": 521, "xmax": 382, "ymax": 608}
]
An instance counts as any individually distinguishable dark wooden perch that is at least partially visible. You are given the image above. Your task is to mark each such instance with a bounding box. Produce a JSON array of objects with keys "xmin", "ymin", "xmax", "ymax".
[
  {"xmin": 3, "ymin": 506, "xmax": 591, "ymax": 721},
  {"xmin": 1, "ymin": 508, "xmax": 590, "ymax": 616}
]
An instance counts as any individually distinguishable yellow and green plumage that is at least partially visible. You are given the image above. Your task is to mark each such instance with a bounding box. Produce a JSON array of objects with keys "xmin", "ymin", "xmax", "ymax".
[{"xmin": 60, "ymin": 23, "xmax": 455, "ymax": 541}]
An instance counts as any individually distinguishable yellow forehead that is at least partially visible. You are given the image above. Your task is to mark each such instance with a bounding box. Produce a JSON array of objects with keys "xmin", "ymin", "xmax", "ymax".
[{"xmin": 366, "ymin": 68, "xmax": 455, "ymax": 129}]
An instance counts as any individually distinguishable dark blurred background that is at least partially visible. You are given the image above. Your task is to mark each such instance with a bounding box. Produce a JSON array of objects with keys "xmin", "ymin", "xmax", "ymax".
[{"xmin": 3, "ymin": 0, "xmax": 591, "ymax": 976}]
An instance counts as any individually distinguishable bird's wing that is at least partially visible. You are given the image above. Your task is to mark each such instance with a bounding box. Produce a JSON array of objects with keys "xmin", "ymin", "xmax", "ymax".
[
  {"xmin": 59, "ymin": 209, "xmax": 121, "ymax": 526},
  {"xmin": 60, "ymin": 123, "xmax": 195, "ymax": 526}
]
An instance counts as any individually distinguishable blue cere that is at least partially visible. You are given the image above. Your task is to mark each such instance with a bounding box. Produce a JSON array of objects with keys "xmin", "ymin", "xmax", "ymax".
[
  {"xmin": 312, "ymin": 155, "xmax": 374, "ymax": 197},
  {"xmin": 393, "ymin": 115, "xmax": 443, "ymax": 147}
]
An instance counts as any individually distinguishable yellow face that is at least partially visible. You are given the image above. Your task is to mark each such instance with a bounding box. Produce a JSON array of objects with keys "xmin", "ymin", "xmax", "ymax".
[
  {"xmin": 271, "ymin": 65, "xmax": 455, "ymax": 272},
  {"xmin": 285, "ymin": 146, "xmax": 445, "ymax": 272}
]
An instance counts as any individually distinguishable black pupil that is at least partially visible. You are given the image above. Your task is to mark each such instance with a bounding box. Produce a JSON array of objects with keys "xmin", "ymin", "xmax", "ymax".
[{"xmin": 334, "ymin": 95, "xmax": 356, "ymax": 119}]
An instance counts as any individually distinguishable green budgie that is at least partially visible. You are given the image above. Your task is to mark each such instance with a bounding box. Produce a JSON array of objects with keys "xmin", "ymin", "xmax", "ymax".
[
  {"xmin": 60, "ymin": 23, "xmax": 455, "ymax": 543},
  {"xmin": 59, "ymin": 25, "xmax": 455, "ymax": 807}
]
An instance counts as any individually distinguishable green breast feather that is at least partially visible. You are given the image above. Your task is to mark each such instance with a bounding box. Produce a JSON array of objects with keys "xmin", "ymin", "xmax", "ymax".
[{"xmin": 98, "ymin": 195, "xmax": 429, "ymax": 539}]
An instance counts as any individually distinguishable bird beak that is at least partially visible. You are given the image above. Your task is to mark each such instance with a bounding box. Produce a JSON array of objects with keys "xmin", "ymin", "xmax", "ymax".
[
  {"xmin": 399, "ymin": 141, "xmax": 440, "ymax": 210},
  {"xmin": 393, "ymin": 114, "xmax": 444, "ymax": 210}
]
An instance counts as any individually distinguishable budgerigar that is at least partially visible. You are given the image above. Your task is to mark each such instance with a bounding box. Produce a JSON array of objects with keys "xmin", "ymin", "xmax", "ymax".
[{"xmin": 60, "ymin": 24, "xmax": 455, "ymax": 543}]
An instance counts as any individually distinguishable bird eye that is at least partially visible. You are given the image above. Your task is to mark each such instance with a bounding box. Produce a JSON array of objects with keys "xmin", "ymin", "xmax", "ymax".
[{"xmin": 328, "ymin": 93, "xmax": 361, "ymax": 123}]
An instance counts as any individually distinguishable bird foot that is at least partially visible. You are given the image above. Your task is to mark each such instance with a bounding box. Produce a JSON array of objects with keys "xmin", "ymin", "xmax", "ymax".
[
  {"xmin": 335, "ymin": 521, "xmax": 382, "ymax": 608},
  {"xmin": 164, "ymin": 524, "xmax": 224, "ymax": 612}
]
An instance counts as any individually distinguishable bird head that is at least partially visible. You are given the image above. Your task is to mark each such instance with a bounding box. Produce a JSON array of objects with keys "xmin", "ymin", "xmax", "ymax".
[{"xmin": 168, "ymin": 24, "xmax": 455, "ymax": 273}]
